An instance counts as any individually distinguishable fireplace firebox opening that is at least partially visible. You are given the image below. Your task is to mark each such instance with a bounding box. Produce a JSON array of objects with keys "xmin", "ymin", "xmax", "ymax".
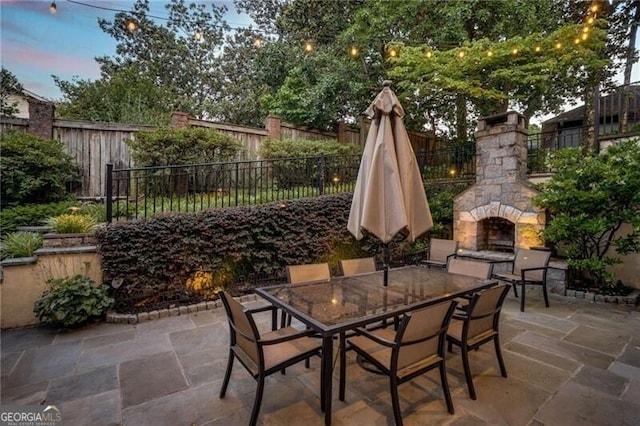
[{"xmin": 479, "ymin": 217, "xmax": 515, "ymax": 252}]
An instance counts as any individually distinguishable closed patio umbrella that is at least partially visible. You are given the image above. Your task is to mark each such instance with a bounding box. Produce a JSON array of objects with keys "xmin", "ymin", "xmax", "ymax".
[{"xmin": 348, "ymin": 81, "xmax": 433, "ymax": 285}]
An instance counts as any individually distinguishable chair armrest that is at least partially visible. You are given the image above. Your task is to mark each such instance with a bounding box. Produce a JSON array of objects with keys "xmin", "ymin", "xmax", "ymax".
[
  {"xmin": 247, "ymin": 305, "xmax": 279, "ymax": 331},
  {"xmin": 520, "ymin": 266, "xmax": 548, "ymax": 280},
  {"xmin": 259, "ymin": 329, "xmax": 318, "ymax": 346},
  {"xmin": 351, "ymin": 328, "xmax": 395, "ymax": 347},
  {"xmin": 446, "ymin": 252, "xmax": 457, "ymax": 261}
]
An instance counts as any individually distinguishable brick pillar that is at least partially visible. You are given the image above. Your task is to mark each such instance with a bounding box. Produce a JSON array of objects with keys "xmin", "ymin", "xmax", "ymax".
[
  {"xmin": 337, "ymin": 121, "xmax": 347, "ymax": 144},
  {"xmin": 171, "ymin": 111, "xmax": 189, "ymax": 128},
  {"xmin": 27, "ymin": 98, "xmax": 55, "ymax": 139},
  {"xmin": 265, "ymin": 115, "xmax": 281, "ymax": 140}
]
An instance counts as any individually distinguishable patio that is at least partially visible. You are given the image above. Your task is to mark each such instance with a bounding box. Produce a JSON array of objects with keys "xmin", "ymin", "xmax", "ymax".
[{"xmin": 1, "ymin": 291, "xmax": 639, "ymax": 426}]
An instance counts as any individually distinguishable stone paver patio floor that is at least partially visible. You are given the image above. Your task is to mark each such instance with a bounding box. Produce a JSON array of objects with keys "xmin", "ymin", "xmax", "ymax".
[{"xmin": 1, "ymin": 291, "xmax": 639, "ymax": 425}]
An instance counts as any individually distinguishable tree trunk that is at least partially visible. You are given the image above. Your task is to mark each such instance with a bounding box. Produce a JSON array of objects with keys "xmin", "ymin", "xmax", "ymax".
[
  {"xmin": 455, "ymin": 94, "xmax": 468, "ymax": 142},
  {"xmin": 582, "ymin": 84, "xmax": 598, "ymax": 153},
  {"xmin": 620, "ymin": 2, "xmax": 639, "ymax": 133}
]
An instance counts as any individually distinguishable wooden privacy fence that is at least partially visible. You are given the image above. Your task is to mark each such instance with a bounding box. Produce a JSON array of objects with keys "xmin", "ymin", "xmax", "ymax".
[{"xmin": 1, "ymin": 107, "xmax": 434, "ymax": 199}]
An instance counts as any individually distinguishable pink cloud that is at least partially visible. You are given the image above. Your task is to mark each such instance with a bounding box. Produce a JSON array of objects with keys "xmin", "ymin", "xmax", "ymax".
[{"xmin": 3, "ymin": 45, "xmax": 101, "ymax": 77}]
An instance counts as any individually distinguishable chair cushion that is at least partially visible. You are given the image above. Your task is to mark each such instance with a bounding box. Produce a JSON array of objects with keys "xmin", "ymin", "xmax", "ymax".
[
  {"xmin": 349, "ymin": 328, "xmax": 441, "ymax": 379},
  {"xmin": 447, "ymin": 319, "xmax": 497, "ymax": 347},
  {"xmin": 261, "ymin": 327, "xmax": 321, "ymax": 371}
]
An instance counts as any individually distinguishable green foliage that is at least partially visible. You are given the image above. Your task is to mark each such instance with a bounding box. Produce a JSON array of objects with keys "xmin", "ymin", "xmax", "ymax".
[
  {"xmin": 1, "ymin": 67, "xmax": 23, "ymax": 117},
  {"xmin": 34, "ymin": 275, "xmax": 114, "ymax": 328},
  {"xmin": 258, "ymin": 139, "xmax": 361, "ymax": 190},
  {"xmin": 259, "ymin": 138, "xmax": 361, "ymax": 158},
  {"xmin": 79, "ymin": 203, "xmax": 107, "ymax": 223},
  {"xmin": 97, "ymin": 193, "xmax": 386, "ymax": 305},
  {"xmin": 0, "ymin": 201, "xmax": 78, "ymax": 234},
  {"xmin": 534, "ymin": 139, "xmax": 640, "ymax": 287},
  {"xmin": 0, "ymin": 131, "xmax": 81, "ymax": 207},
  {"xmin": 54, "ymin": 65, "xmax": 173, "ymax": 125},
  {"xmin": 0, "ymin": 232, "xmax": 43, "ymax": 260},
  {"xmin": 129, "ymin": 127, "xmax": 244, "ymax": 167},
  {"xmin": 46, "ymin": 214, "xmax": 97, "ymax": 234}
]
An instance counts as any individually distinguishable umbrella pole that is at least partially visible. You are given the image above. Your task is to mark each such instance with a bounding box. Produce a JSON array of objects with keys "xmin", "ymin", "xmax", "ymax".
[{"xmin": 383, "ymin": 243, "xmax": 390, "ymax": 286}]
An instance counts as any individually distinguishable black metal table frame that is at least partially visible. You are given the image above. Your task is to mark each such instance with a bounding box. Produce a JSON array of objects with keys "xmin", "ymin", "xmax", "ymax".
[{"xmin": 255, "ymin": 266, "xmax": 497, "ymax": 426}]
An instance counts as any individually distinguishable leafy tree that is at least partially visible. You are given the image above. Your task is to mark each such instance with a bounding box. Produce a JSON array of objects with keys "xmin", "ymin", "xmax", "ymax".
[
  {"xmin": 129, "ymin": 127, "xmax": 244, "ymax": 167},
  {"xmin": 0, "ymin": 131, "xmax": 81, "ymax": 206},
  {"xmin": 533, "ymin": 139, "xmax": 640, "ymax": 288},
  {"xmin": 54, "ymin": 64, "xmax": 174, "ymax": 125},
  {"xmin": 0, "ymin": 68, "xmax": 24, "ymax": 117}
]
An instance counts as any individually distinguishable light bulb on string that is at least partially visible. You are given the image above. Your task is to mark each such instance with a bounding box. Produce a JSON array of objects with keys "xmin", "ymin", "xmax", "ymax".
[
  {"xmin": 534, "ymin": 45, "xmax": 542, "ymax": 53},
  {"xmin": 587, "ymin": 16, "xmax": 595, "ymax": 25},
  {"xmin": 426, "ymin": 50, "xmax": 433, "ymax": 58},
  {"xmin": 194, "ymin": 29, "xmax": 203, "ymax": 41},
  {"xmin": 457, "ymin": 50, "xmax": 465, "ymax": 58},
  {"xmin": 574, "ymin": 38, "xmax": 581, "ymax": 45},
  {"xmin": 304, "ymin": 41, "xmax": 314, "ymax": 53},
  {"xmin": 487, "ymin": 50, "xmax": 493, "ymax": 57},
  {"xmin": 49, "ymin": 1, "xmax": 57, "ymax": 14},
  {"xmin": 581, "ymin": 33, "xmax": 588, "ymax": 41},
  {"xmin": 253, "ymin": 37, "xmax": 263, "ymax": 48},
  {"xmin": 349, "ymin": 46, "xmax": 359, "ymax": 57},
  {"xmin": 388, "ymin": 46, "xmax": 398, "ymax": 58},
  {"xmin": 555, "ymin": 42, "xmax": 562, "ymax": 49},
  {"xmin": 126, "ymin": 19, "xmax": 138, "ymax": 32},
  {"xmin": 511, "ymin": 48, "xmax": 519, "ymax": 55}
]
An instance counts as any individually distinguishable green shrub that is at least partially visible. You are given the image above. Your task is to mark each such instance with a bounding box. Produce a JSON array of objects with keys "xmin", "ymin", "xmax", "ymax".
[
  {"xmin": 33, "ymin": 275, "xmax": 114, "ymax": 327},
  {"xmin": 534, "ymin": 139, "xmax": 640, "ymax": 288},
  {"xmin": 129, "ymin": 127, "xmax": 244, "ymax": 167},
  {"xmin": 0, "ymin": 201, "xmax": 78, "ymax": 234},
  {"xmin": 0, "ymin": 131, "xmax": 81, "ymax": 206},
  {"xmin": 79, "ymin": 203, "xmax": 107, "ymax": 223},
  {"xmin": 0, "ymin": 232, "xmax": 43, "ymax": 259},
  {"xmin": 259, "ymin": 138, "xmax": 362, "ymax": 159},
  {"xmin": 46, "ymin": 213, "xmax": 97, "ymax": 234}
]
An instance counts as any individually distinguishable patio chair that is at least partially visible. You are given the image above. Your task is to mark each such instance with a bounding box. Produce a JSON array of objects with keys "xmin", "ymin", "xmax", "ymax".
[
  {"xmin": 218, "ymin": 291, "xmax": 322, "ymax": 426},
  {"xmin": 339, "ymin": 257, "xmax": 377, "ymax": 276},
  {"xmin": 446, "ymin": 284, "xmax": 510, "ymax": 400},
  {"xmin": 492, "ymin": 248, "xmax": 552, "ymax": 312},
  {"xmin": 286, "ymin": 262, "xmax": 331, "ymax": 285},
  {"xmin": 282, "ymin": 262, "xmax": 331, "ymax": 327},
  {"xmin": 447, "ymin": 258, "xmax": 495, "ymax": 310},
  {"xmin": 347, "ymin": 299, "xmax": 458, "ymax": 425},
  {"xmin": 423, "ymin": 238, "xmax": 459, "ymax": 269}
]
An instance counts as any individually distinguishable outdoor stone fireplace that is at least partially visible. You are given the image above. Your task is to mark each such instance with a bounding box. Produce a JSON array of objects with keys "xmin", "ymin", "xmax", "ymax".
[{"xmin": 453, "ymin": 111, "xmax": 545, "ymax": 251}]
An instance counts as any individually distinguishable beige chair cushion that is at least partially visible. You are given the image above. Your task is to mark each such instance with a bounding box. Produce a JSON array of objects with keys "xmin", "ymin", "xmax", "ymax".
[
  {"xmin": 340, "ymin": 257, "xmax": 376, "ymax": 276},
  {"xmin": 287, "ymin": 263, "xmax": 331, "ymax": 284}
]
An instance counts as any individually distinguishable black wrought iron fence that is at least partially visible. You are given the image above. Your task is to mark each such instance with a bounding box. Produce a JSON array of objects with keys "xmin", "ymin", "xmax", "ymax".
[
  {"xmin": 106, "ymin": 154, "xmax": 363, "ymax": 222},
  {"xmin": 105, "ymin": 148, "xmax": 480, "ymax": 222}
]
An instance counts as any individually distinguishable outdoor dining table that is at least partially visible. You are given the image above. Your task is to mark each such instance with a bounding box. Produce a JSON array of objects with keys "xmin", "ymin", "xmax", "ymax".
[{"xmin": 255, "ymin": 265, "xmax": 497, "ymax": 426}]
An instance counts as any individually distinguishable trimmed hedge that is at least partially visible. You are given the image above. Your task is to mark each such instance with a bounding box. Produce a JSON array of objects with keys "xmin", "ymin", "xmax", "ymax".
[{"xmin": 96, "ymin": 193, "xmax": 377, "ymax": 296}]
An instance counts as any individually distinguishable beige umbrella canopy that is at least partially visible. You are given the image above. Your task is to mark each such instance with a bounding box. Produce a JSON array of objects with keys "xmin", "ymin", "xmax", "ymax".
[{"xmin": 348, "ymin": 81, "xmax": 433, "ymax": 284}]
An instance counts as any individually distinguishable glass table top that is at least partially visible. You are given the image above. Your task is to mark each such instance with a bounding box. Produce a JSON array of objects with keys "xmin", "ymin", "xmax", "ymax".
[{"xmin": 256, "ymin": 266, "xmax": 494, "ymax": 332}]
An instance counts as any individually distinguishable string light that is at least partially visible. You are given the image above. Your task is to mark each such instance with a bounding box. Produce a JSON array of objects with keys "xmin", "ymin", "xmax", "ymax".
[
  {"xmin": 126, "ymin": 19, "xmax": 138, "ymax": 32},
  {"xmin": 48, "ymin": 1, "xmax": 599, "ymax": 59},
  {"xmin": 304, "ymin": 41, "xmax": 314, "ymax": 53}
]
